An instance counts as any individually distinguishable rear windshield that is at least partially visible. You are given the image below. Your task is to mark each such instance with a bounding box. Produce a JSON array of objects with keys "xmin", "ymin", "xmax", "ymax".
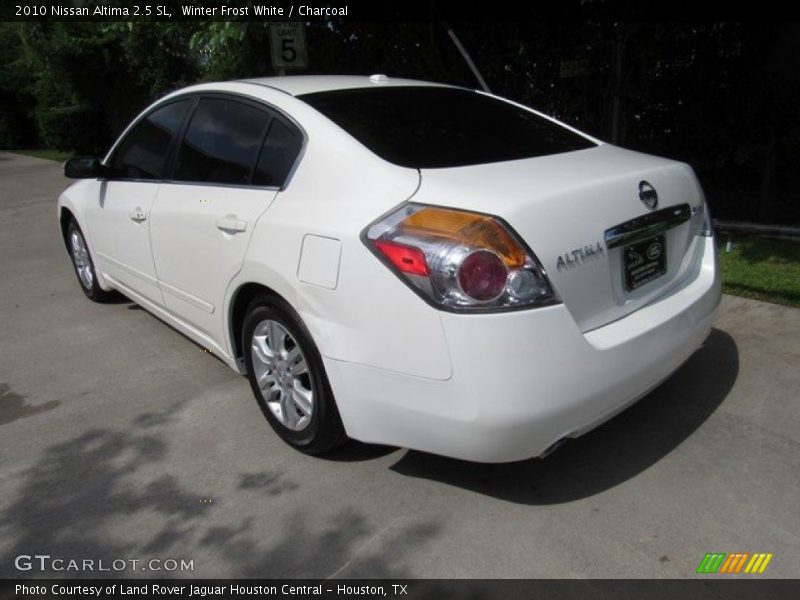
[{"xmin": 298, "ymin": 86, "xmax": 596, "ymax": 169}]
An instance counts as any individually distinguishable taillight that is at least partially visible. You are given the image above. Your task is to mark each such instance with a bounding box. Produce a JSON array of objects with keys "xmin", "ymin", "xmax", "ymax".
[
  {"xmin": 364, "ymin": 203, "xmax": 559, "ymax": 311},
  {"xmin": 689, "ymin": 201, "xmax": 714, "ymax": 238},
  {"xmin": 458, "ymin": 250, "xmax": 507, "ymax": 302},
  {"xmin": 373, "ymin": 240, "xmax": 430, "ymax": 276},
  {"xmin": 701, "ymin": 202, "xmax": 714, "ymax": 237}
]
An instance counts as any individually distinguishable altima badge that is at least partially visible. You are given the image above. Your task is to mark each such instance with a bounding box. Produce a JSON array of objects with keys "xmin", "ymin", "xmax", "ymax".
[
  {"xmin": 639, "ymin": 180, "xmax": 659, "ymax": 210},
  {"xmin": 556, "ymin": 242, "xmax": 605, "ymax": 271}
]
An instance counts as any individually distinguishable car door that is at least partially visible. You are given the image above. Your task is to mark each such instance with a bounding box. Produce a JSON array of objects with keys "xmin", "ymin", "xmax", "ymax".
[
  {"xmin": 149, "ymin": 95, "xmax": 303, "ymax": 352},
  {"xmin": 86, "ymin": 99, "xmax": 192, "ymax": 306}
]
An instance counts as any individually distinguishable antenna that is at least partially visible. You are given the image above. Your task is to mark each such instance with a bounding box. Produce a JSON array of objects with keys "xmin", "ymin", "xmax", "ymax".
[{"xmin": 444, "ymin": 23, "xmax": 491, "ymax": 93}]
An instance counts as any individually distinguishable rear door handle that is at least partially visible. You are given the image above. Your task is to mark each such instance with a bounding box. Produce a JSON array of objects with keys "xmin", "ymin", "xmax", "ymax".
[
  {"xmin": 216, "ymin": 216, "xmax": 247, "ymax": 233},
  {"xmin": 129, "ymin": 207, "xmax": 147, "ymax": 222}
]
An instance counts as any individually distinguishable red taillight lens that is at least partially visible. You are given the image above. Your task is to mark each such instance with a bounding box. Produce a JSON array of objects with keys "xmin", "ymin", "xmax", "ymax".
[
  {"xmin": 364, "ymin": 203, "xmax": 558, "ymax": 312},
  {"xmin": 374, "ymin": 240, "xmax": 429, "ymax": 276},
  {"xmin": 457, "ymin": 250, "xmax": 508, "ymax": 301}
]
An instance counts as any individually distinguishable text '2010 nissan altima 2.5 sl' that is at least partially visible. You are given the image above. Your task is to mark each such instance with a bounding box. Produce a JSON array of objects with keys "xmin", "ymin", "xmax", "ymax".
[{"xmin": 58, "ymin": 75, "xmax": 721, "ymax": 463}]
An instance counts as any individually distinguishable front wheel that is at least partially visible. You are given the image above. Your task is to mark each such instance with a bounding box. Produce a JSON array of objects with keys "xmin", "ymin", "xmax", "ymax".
[
  {"xmin": 66, "ymin": 220, "xmax": 115, "ymax": 303},
  {"xmin": 243, "ymin": 295, "xmax": 347, "ymax": 454}
]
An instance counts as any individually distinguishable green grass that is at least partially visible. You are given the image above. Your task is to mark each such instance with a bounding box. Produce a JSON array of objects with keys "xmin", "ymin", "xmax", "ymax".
[
  {"xmin": 720, "ymin": 237, "xmax": 800, "ymax": 308},
  {"xmin": 7, "ymin": 148, "xmax": 72, "ymax": 162}
]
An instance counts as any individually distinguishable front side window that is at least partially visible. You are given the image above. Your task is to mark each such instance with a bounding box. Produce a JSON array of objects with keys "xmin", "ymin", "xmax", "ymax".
[
  {"xmin": 174, "ymin": 98, "xmax": 272, "ymax": 185},
  {"xmin": 110, "ymin": 100, "xmax": 190, "ymax": 179}
]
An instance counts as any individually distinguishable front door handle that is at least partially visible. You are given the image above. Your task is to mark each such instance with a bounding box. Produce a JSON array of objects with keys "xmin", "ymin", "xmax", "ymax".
[
  {"xmin": 216, "ymin": 216, "xmax": 247, "ymax": 233},
  {"xmin": 129, "ymin": 207, "xmax": 147, "ymax": 222}
]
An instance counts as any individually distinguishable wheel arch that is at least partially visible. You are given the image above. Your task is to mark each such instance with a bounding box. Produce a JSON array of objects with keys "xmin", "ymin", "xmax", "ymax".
[
  {"xmin": 59, "ymin": 206, "xmax": 76, "ymax": 251},
  {"xmin": 58, "ymin": 201, "xmax": 113, "ymax": 292},
  {"xmin": 233, "ymin": 279, "xmax": 348, "ymax": 451},
  {"xmin": 228, "ymin": 282, "xmax": 287, "ymax": 364}
]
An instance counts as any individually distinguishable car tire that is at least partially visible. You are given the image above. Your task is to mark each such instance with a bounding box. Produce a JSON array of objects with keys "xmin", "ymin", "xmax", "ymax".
[
  {"xmin": 66, "ymin": 220, "xmax": 116, "ymax": 303},
  {"xmin": 243, "ymin": 294, "xmax": 347, "ymax": 454}
]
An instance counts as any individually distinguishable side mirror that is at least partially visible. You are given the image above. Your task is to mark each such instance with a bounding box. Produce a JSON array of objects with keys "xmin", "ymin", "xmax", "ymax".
[{"xmin": 64, "ymin": 156, "xmax": 111, "ymax": 179}]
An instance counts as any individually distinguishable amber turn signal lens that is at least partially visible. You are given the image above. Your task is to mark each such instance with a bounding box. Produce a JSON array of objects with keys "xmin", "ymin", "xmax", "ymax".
[{"xmin": 401, "ymin": 207, "xmax": 526, "ymax": 267}]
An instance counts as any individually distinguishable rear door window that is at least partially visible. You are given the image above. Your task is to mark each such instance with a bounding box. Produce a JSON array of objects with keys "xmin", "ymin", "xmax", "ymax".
[
  {"xmin": 253, "ymin": 118, "xmax": 303, "ymax": 187},
  {"xmin": 174, "ymin": 98, "xmax": 272, "ymax": 185}
]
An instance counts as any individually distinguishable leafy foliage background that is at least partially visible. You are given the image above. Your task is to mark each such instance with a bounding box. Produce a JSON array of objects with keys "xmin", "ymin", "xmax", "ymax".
[{"xmin": 1, "ymin": 18, "xmax": 798, "ymax": 223}]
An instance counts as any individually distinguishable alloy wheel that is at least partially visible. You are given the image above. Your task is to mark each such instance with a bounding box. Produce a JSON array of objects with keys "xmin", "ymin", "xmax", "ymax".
[
  {"xmin": 250, "ymin": 319, "xmax": 314, "ymax": 431},
  {"xmin": 70, "ymin": 229, "xmax": 94, "ymax": 290}
]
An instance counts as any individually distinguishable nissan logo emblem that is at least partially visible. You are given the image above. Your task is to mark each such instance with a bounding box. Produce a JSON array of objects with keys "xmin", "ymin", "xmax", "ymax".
[{"xmin": 639, "ymin": 181, "xmax": 658, "ymax": 210}]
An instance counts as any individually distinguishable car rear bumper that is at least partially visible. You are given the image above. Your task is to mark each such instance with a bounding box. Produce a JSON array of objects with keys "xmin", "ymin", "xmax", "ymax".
[{"xmin": 325, "ymin": 237, "xmax": 721, "ymax": 463}]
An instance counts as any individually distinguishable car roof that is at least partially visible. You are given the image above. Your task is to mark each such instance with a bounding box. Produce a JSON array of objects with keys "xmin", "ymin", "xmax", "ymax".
[{"xmin": 240, "ymin": 75, "xmax": 454, "ymax": 96}]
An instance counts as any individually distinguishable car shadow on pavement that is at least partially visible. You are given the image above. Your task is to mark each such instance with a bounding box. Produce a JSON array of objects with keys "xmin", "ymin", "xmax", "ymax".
[
  {"xmin": 319, "ymin": 441, "xmax": 398, "ymax": 462},
  {"xmin": 389, "ymin": 327, "xmax": 739, "ymax": 505}
]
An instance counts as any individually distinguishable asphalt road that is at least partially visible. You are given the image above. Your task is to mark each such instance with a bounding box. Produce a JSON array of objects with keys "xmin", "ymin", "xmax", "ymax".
[{"xmin": 0, "ymin": 151, "xmax": 798, "ymax": 579}]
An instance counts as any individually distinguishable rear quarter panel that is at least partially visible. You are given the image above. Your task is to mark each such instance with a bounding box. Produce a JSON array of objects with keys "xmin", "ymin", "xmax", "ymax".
[{"xmin": 227, "ymin": 94, "xmax": 453, "ymax": 380}]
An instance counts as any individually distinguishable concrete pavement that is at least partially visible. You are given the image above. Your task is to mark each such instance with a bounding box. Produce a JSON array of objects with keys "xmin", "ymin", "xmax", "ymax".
[{"xmin": 0, "ymin": 151, "xmax": 798, "ymax": 578}]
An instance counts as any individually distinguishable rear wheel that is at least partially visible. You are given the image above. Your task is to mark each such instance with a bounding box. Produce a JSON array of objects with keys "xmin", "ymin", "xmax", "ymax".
[
  {"xmin": 243, "ymin": 295, "xmax": 346, "ymax": 454},
  {"xmin": 66, "ymin": 220, "xmax": 115, "ymax": 303}
]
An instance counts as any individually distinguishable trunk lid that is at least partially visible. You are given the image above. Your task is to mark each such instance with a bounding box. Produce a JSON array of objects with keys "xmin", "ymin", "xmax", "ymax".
[{"xmin": 412, "ymin": 144, "xmax": 707, "ymax": 331}]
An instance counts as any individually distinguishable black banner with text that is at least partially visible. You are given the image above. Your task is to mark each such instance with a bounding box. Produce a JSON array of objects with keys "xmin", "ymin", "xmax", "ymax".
[{"xmin": 3, "ymin": 579, "xmax": 800, "ymax": 600}]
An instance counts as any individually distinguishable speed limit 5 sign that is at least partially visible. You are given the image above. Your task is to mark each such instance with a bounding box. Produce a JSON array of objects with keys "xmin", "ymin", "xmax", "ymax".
[{"xmin": 270, "ymin": 22, "xmax": 308, "ymax": 69}]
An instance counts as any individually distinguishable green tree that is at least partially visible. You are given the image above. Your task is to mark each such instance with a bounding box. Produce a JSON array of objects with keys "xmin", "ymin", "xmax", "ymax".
[
  {"xmin": 0, "ymin": 23, "xmax": 37, "ymax": 148},
  {"xmin": 9, "ymin": 20, "xmax": 199, "ymax": 153}
]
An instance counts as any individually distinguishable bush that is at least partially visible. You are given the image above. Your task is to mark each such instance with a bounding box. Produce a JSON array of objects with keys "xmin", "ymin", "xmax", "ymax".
[
  {"xmin": 0, "ymin": 114, "xmax": 21, "ymax": 149},
  {"xmin": 0, "ymin": 105, "xmax": 38, "ymax": 149},
  {"xmin": 36, "ymin": 104, "xmax": 107, "ymax": 154}
]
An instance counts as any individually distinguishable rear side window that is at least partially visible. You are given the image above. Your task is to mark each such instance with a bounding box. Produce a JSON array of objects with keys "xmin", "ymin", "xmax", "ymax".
[
  {"xmin": 298, "ymin": 87, "xmax": 596, "ymax": 169},
  {"xmin": 253, "ymin": 119, "xmax": 303, "ymax": 187},
  {"xmin": 174, "ymin": 98, "xmax": 272, "ymax": 185},
  {"xmin": 111, "ymin": 100, "xmax": 190, "ymax": 179}
]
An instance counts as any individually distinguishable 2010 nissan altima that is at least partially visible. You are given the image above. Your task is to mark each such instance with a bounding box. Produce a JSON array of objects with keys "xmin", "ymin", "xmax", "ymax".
[{"xmin": 58, "ymin": 75, "xmax": 721, "ymax": 462}]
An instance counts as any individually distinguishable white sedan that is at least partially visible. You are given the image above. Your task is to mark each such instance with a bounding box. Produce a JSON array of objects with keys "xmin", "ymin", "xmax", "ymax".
[{"xmin": 58, "ymin": 75, "xmax": 720, "ymax": 462}]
